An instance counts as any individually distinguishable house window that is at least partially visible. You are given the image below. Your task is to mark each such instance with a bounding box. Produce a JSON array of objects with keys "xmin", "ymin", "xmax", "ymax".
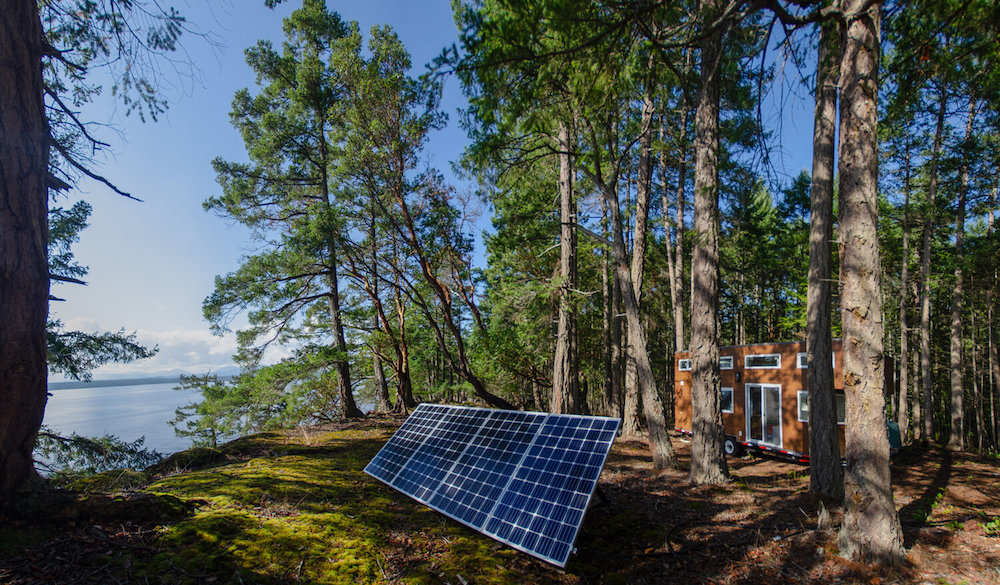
[
  {"xmin": 719, "ymin": 356, "xmax": 734, "ymax": 370},
  {"xmin": 797, "ymin": 352, "xmax": 836, "ymax": 369},
  {"xmin": 797, "ymin": 391, "xmax": 809, "ymax": 422},
  {"xmin": 745, "ymin": 353, "xmax": 781, "ymax": 369},
  {"xmin": 797, "ymin": 391, "xmax": 846, "ymax": 424},
  {"xmin": 678, "ymin": 358, "xmax": 692, "ymax": 371},
  {"xmin": 721, "ymin": 387, "xmax": 734, "ymax": 414}
]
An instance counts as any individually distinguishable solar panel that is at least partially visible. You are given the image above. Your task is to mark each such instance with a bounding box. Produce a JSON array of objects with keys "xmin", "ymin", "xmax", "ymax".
[{"xmin": 364, "ymin": 403, "xmax": 619, "ymax": 567}]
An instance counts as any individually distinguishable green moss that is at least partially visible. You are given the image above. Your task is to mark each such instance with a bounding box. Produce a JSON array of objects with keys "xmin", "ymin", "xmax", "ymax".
[
  {"xmin": 148, "ymin": 446, "xmax": 227, "ymax": 475},
  {"xmin": 21, "ymin": 426, "xmax": 564, "ymax": 584},
  {"xmin": 66, "ymin": 468, "xmax": 151, "ymax": 492}
]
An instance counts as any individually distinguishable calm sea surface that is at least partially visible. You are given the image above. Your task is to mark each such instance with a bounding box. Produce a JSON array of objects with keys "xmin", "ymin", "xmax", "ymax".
[{"xmin": 42, "ymin": 382, "xmax": 203, "ymax": 456}]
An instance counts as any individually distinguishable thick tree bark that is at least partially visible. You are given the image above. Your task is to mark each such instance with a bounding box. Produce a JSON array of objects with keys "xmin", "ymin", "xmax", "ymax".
[
  {"xmin": 948, "ymin": 99, "xmax": 975, "ymax": 451},
  {"xmin": 835, "ymin": 0, "xmax": 905, "ymax": 564},
  {"xmin": 919, "ymin": 87, "xmax": 947, "ymax": 443},
  {"xmin": 0, "ymin": 0, "xmax": 49, "ymax": 504},
  {"xmin": 551, "ymin": 122, "xmax": 579, "ymax": 414},
  {"xmin": 688, "ymin": 0, "xmax": 729, "ymax": 486},
  {"xmin": 806, "ymin": 16, "xmax": 842, "ymax": 502},
  {"xmin": 620, "ymin": 357, "xmax": 641, "ymax": 436}
]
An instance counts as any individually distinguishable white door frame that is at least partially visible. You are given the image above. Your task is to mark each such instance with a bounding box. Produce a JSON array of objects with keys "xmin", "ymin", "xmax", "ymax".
[{"xmin": 745, "ymin": 383, "xmax": 782, "ymax": 448}]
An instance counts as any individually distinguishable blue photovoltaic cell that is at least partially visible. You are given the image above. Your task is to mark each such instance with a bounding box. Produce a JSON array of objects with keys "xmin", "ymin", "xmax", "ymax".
[{"xmin": 364, "ymin": 403, "xmax": 619, "ymax": 567}]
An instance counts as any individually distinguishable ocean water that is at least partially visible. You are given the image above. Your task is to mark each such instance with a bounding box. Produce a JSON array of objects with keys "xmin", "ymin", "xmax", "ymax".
[{"xmin": 42, "ymin": 382, "xmax": 203, "ymax": 456}]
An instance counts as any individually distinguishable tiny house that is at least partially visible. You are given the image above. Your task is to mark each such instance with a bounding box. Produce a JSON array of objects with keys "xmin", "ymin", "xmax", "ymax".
[{"xmin": 673, "ymin": 340, "xmax": 852, "ymax": 463}]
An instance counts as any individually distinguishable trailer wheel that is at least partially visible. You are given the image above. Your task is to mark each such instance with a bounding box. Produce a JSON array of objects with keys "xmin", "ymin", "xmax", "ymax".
[{"xmin": 723, "ymin": 437, "xmax": 743, "ymax": 457}]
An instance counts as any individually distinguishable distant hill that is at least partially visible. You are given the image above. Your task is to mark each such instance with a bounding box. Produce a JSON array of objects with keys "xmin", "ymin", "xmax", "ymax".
[
  {"xmin": 49, "ymin": 367, "xmax": 240, "ymax": 391},
  {"xmin": 49, "ymin": 377, "xmax": 182, "ymax": 391}
]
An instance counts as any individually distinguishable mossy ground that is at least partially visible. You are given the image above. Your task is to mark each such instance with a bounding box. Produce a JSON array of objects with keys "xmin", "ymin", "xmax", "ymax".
[{"xmin": 2, "ymin": 419, "xmax": 999, "ymax": 584}]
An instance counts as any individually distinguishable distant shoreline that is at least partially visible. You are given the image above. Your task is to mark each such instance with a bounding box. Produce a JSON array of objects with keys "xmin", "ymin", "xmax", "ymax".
[{"xmin": 49, "ymin": 377, "xmax": 182, "ymax": 391}]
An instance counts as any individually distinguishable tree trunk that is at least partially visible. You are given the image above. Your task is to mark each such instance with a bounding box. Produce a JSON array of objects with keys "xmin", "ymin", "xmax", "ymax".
[
  {"xmin": 919, "ymin": 87, "xmax": 947, "ymax": 444},
  {"xmin": 621, "ymin": 358, "xmax": 641, "ymax": 435},
  {"xmin": 370, "ymin": 221, "xmax": 391, "ymax": 413},
  {"xmin": 602, "ymin": 179, "xmax": 675, "ymax": 468},
  {"xmin": 602, "ymin": 200, "xmax": 617, "ymax": 417},
  {"xmin": 807, "ymin": 16, "xmax": 842, "ymax": 502},
  {"xmin": 668, "ymin": 50, "xmax": 691, "ymax": 355},
  {"xmin": 0, "ymin": 0, "xmax": 49, "ymax": 504},
  {"xmin": 392, "ymin": 242, "xmax": 415, "ymax": 412},
  {"xmin": 990, "ymin": 304, "xmax": 1000, "ymax": 449},
  {"xmin": 372, "ymin": 350, "xmax": 390, "ymax": 412},
  {"xmin": 326, "ymin": 247, "xmax": 363, "ymax": 419},
  {"xmin": 611, "ymin": 219, "xmax": 625, "ymax": 421},
  {"xmin": 948, "ymin": 99, "xmax": 975, "ymax": 451},
  {"xmin": 835, "ymin": 0, "xmax": 905, "ymax": 563},
  {"xmin": 898, "ymin": 128, "xmax": 913, "ymax": 443},
  {"xmin": 551, "ymin": 122, "xmax": 578, "ymax": 414},
  {"xmin": 688, "ymin": 0, "xmax": 729, "ymax": 486},
  {"xmin": 318, "ymin": 104, "xmax": 362, "ymax": 420},
  {"xmin": 970, "ymin": 311, "xmax": 982, "ymax": 452},
  {"xmin": 621, "ymin": 92, "xmax": 656, "ymax": 436}
]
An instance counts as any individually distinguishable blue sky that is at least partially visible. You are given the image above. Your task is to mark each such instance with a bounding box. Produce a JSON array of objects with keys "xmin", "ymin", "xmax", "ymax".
[
  {"xmin": 53, "ymin": 0, "xmax": 472, "ymax": 378},
  {"xmin": 53, "ymin": 0, "xmax": 815, "ymax": 380}
]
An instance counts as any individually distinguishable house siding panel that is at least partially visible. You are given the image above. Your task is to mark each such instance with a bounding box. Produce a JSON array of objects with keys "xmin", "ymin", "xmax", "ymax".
[{"xmin": 674, "ymin": 340, "xmax": 850, "ymax": 459}]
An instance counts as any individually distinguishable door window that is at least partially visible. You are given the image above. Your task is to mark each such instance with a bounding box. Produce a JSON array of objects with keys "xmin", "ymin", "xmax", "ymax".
[{"xmin": 745, "ymin": 384, "xmax": 782, "ymax": 447}]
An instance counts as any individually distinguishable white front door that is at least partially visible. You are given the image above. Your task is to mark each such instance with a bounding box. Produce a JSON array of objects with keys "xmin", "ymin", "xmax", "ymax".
[{"xmin": 745, "ymin": 384, "xmax": 782, "ymax": 448}]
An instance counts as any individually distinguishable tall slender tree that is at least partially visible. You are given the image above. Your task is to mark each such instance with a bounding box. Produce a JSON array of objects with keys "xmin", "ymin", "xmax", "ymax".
[
  {"xmin": 688, "ymin": 0, "xmax": 729, "ymax": 485},
  {"xmin": 919, "ymin": 87, "xmax": 948, "ymax": 443},
  {"xmin": 806, "ymin": 13, "xmax": 843, "ymax": 502},
  {"xmin": 205, "ymin": 0, "xmax": 363, "ymax": 419},
  {"xmin": 948, "ymin": 98, "xmax": 977, "ymax": 450},
  {"xmin": 552, "ymin": 121, "xmax": 579, "ymax": 414},
  {"xmin": 836, "ymin": 0, "xmax": 905, "ymax": 563}
]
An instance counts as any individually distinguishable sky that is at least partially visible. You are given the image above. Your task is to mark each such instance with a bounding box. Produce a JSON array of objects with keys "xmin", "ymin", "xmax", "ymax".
[
  {"xmin": 53, "ymin": 0, "xmax": 473, "ymax": 379},
  {"xmin": 53, "ymin": 0, "xmax": 816, "ymax": 380}
]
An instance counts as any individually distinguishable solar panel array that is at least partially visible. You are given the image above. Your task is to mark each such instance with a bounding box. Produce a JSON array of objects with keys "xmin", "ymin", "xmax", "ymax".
[{"xmin": 364, "ymin": 403, "xmax": 619, "ymax": 567}]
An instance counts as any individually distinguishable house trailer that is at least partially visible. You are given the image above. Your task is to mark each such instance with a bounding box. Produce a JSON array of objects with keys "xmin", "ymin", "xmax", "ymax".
[{"xmin": 673, "ymin": 340, "xmax": 852, "ymax": 463}]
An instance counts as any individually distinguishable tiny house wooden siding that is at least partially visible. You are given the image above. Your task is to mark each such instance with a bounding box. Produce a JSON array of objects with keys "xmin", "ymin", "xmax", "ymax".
[{"xmin": 673, "ymin": 340, "xmax": 849, "ymax": 462}]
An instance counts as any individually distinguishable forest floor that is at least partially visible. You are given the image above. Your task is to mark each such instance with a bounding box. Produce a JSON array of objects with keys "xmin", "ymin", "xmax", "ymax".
[{"xmin": 1, "ymin": 414, "xmax": 998, "ymax": 585}]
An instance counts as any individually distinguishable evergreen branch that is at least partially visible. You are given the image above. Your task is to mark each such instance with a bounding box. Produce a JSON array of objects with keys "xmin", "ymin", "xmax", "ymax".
[
  {"xmin": 50, "ymin": 140, "xmax": 140, "ymax": 201},
  {"xmin": 50, "ymin": 273, "xmax": 88, "ymax": 286}
]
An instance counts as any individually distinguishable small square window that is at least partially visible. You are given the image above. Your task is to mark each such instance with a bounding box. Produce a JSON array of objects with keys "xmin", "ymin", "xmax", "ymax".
[
  {"xmin": 721, "ymin": 387, "xmax": 734, "ymax": 414},
  {"xmin": 678, "ymin": 358, "xmax": 692, "ymax": 371},
  {"xmin": 745, "ymin": 353, "xmax": 781, "ymax": 369},
  {"xmin": 798, "ymin": 392, "xmax": 846, "ymax": 424},
  {"xmin": 719, "ymin": 356, "xmax": 734, "ymax": 370}
]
